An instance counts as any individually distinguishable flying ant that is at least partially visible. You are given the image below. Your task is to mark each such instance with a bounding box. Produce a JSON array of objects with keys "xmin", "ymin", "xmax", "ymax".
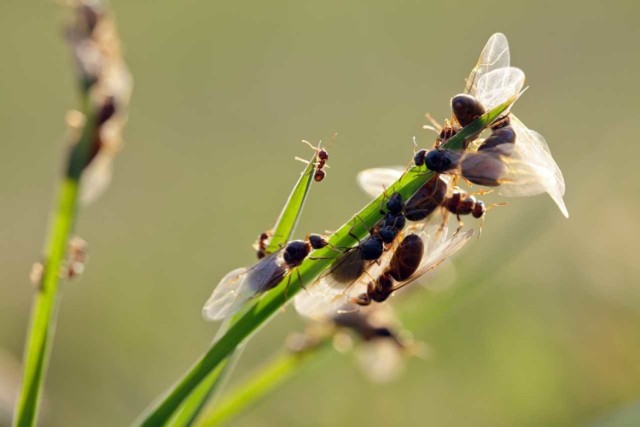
[
  {"xmin": 203, "ymin": 233, "xmax": 328, "ymax": 321},
  {"xmin": 353, "ymin": 227, "xmax": 474, "ymax": 307}
]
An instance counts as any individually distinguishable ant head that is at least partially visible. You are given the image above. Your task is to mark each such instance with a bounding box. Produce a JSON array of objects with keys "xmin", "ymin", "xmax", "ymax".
[
  {"xmin": 414, "ymin": 149, "xmax": 427, "ymax": 167},
  {"xmin": 379, "ymin": 226, "xmax": 399, "ymax": 244},
  {"xmin": 386, "ymin": 193, "xmax": 404, "ymax": 215}
]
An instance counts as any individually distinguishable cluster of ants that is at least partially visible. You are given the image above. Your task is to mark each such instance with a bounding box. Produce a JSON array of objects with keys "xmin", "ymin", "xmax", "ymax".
[{"xmin": 248, "ymin": 92, "xmax": 515, "ymax": 311}]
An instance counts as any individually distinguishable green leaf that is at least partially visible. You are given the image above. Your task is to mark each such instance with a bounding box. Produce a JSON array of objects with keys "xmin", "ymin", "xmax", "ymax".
[
  {"xmin": 266, "ymin": 145, "xmax": 320, "ymax": 253},
  {"xmin": 136, "ymin": 97, "xmax": 515, "ymax": 427}
]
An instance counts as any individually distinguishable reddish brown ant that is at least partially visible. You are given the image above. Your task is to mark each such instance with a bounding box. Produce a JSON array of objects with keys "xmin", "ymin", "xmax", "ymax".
[{"xmin": 296, "ymin": 140, "xmax": 330, "ymax": 182}]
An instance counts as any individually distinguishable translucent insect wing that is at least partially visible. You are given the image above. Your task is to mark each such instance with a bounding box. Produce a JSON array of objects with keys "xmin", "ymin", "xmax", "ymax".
[
  {"xmin": 356, "ymin": 167, "xmax": 404, "ymax": 198},
  {"xmin": 474, "ymin": 67, "xmax": 525, "ymax": 112},
  {"xmin": 465, "ymin": 33, "xmax": 511, "ymax": 95},
  {"xmin": 393, "ymin": 227, "xmax": 474, "ymax": 292},
  {"xmin": 244, "ymin": 251, "xmax": 287, "ymax": 293},
  {"xmin": 202, "ymin": 267, "xmax": 253, "ymax": 321},
  {"xmin": 203, "ymin": 251, "xmax": 286, "ymax": 321},
  {"xmin": 293, "ymin": 277, "xmax": 353, "ymax": 320},
  {"xmin": 498, "ymin": 115, "xmax": 569, "ymax": 217},
  {"xmin": 294, "ymin": 240, "xmax": 397, "ymax": 319}
]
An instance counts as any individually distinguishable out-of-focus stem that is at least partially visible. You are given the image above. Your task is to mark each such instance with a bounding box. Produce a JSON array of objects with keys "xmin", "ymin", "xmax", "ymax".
[
  {"xmin": 13, "ymin": 178, "xmax": 79, "ymax": 427},
  {"xmin": 197, "ymin": 343, "xmax": 332, "ymax": 427}
]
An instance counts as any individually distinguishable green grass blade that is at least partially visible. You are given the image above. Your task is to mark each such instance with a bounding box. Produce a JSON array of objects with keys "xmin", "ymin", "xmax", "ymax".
[
  {"xmin": 266, "ymin": 148, "xmax": 319, "ymax": 253},
  {"xmin": 167, "ymin": 360, "xmax": 232, "ymax": 427},
  {"xmin": 136, "ymin": 98, "xmax": 515, "ymax": 427},
  {"xmin": 167, "ymin": 149, "xmax": 320, "ymax": 426}
]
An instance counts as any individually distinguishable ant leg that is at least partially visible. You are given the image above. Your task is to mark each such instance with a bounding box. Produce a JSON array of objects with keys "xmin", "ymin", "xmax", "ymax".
[
  {"xmin": 487, "ymin": 202, "xmax": 508, "ymax": 211},
  {"xmin": 425, "ymin": 113, "xmax": 443, "ymax": 133},
  {"xmin": 455, "ymin": 214, "xmax": 464, "ymax": 235},
  {"xmin": 301, "ymin": 139, "xmax": 318, "ymax": 151},
  {"xmin": 438, "ymin": 209, "xmax": 449, "ymax": 233},
  {"xmin": 283, "ymin": 274, "xmax": 292, "ymax": 300},
  {"xmin": 294, "ymin": 156, "xmax": 311, "ymax": 165},
  {"xmin": 349, "ymin": 215, "xmax": 370, "ymax": 241},
  {"xmin": 295, "ymin": 269, "xmax": 304, "ymax": 291}
]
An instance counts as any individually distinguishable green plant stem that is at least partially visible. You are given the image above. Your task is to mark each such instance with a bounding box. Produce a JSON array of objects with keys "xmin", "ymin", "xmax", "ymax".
[
  {"xmin": 168, "ymin": 360, "xmax": 231, "ymax": 426},
  {"xmin": 14, "ymin": 93, "xmax": 96, "ymax": 427},
  {"xmin": 169, "ymin": 154, "xmax": 321, "ymax": 426},
  {"xmin": 197, "ymin": 343, "xmax": 332, "ymax": 427},
  {"xmin": 13, "ymin": 178, "xmax": 79, "ymax": 427},
  {"xmin": 195, "ymin": 206, "xmax": 552, "ymax": 426},
  {"xmin": 137, "ymin": 99, "xmax": 515, "ymax": 427}
]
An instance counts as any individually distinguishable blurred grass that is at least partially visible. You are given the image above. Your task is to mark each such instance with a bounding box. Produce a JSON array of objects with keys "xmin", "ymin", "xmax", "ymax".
[{"xmin": 1, "ymin": 0, "xmax": 639, "ymax": 426}]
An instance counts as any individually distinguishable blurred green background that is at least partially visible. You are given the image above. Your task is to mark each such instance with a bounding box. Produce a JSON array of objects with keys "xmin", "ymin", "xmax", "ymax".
[{"xmin": 1, "ymin": 1, "xmax": 640, "ymax": 426}]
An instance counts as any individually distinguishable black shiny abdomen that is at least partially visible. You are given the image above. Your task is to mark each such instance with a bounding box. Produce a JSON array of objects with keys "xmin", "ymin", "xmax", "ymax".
[
  {"xmin": 388, "ymin": 234, "xmax": 424, "ymax": 282},
  {"xmin": 425, "ymin": 149, "xmax": 462, "ymax": 173},
  {"xmin": 451, "ymin": 94, "xmax": 486, "ymax": 127}
]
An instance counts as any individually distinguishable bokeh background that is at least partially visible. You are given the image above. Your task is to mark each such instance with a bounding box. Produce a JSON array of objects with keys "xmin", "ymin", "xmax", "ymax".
[{"xmin": 1, "ymin": 1, "xmax": 640, "ymax": 426}]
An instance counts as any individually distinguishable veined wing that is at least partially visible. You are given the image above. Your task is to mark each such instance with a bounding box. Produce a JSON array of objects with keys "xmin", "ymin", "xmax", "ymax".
[
  {"xmin": 474, "ymin": 67, "xmax": 525, "ymax": 112},
  {"xmin": 465, "ymin": 33, "xmax": 511, "ymax": 95},
  {"xmin": 202, "ymin": 251, "xmax": 286, "ymax": 321},
  {"xmin": 295, "ymin": 239, "xmax": 398, "ymax": 320},
  {"xmin": 202, "ymin": 267, "xmax": 253, "ymax": 321},
  {"xmin": 498, "ymin": 115, "xmax": 568, "ymax": 217},
  {"xmin": 356, "ymin": 167, "xmax": 404, "ymax": 198},
  {"xmin": 391, "ymin": 226, "xmax": 474, "ymax": 293}
]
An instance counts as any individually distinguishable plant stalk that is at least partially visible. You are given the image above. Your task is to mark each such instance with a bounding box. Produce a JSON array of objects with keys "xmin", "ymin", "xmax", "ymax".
[
  {"xmin": 13, "ymin": 178, "xmax": 79, "ymax": 427},
  {"xmin": 197, "ymin": 343, "xmax": 331, "ymax": 427},
  {"xmin": 136, "ymin": 99, "xmax": 515, "ymax": 427}
]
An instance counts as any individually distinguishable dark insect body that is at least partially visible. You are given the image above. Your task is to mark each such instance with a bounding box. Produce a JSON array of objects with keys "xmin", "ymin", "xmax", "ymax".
[
  {"xmin": 445, "ymin": 191, "xmax": 486, "ymax": 220},
  {"xmin": 256, "ymin": 231, "xmax": 270, "ymax": 259},
  {"xmin": 451, "ymin": 93, "xmax": 485, "ymax": 127},
  {"xmin": 404, "ymin": 175, "xmax": 449, "ymax": 221},
  {"xmin": 332, "ymin": 310, "xmax": 402, "ymax": 345},
  {"xmin": 356, "ymin": 233, "xmax": 424, "ymax": 306},
  {"xmin": 313, "ymin": 147, "xmax": 330, "ymax": 182},
  {"xmin": 418, "ymin": 93, "xmax": 517, "ymax": 187}
]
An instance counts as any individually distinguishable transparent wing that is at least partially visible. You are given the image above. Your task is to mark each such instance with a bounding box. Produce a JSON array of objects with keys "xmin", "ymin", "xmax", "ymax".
[
  {"xmin": 244, "ymin": 251, "xmax": 287, "ymax": 293},
  {"xmin": 295, "ymin": 241, "xmax": 398, "ymax": 320},
  {"xmin": 356, "ymin": 167, "xmax": 404, "ymax": 198},
  {"xmin": 203, "ymin": 251, "xmax": 286, "ymax": 321},
  {"xmin": 465, "ymin": 33, "xmax": 511, "ymax": 95},
  {"xmin": 392, "ymin": 226, "xmax": 474, "ymax": 293},
  {"xmin": 202, "ymin": 267, "xmax": 253, "ymax": 321},
  {"xmin": 498, "ymin": 115, "xmax": 568, "ymax": 217},
  {"xmin": 474, "ymin": 67, "xmax": 525, "ymax": 111}
]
